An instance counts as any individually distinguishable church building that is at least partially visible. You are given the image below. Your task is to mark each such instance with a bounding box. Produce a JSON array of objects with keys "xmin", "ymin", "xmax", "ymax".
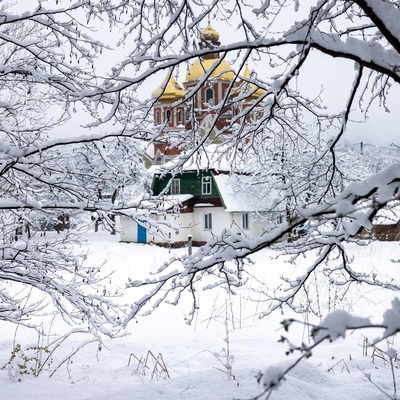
[
  {"xmin": 150, "ymin": 19, "xmax": 265, "ymax": 164},
  {"xmin": 120, "ymin": 20, "xmax": 280, "ymax": 246}
]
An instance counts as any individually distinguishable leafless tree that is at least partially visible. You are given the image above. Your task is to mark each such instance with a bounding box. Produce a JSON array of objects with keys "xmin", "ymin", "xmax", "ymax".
[
  {"xmin": 0, "ymin": 1, "xmax": 155, "ymax": 335},
  {"xmin": 93, "ymin": 0, "xmax": 400, "ymax": 323},
  {"xmin": 1, "ymin": 0, "xmax": 400, "ymax": 347}
]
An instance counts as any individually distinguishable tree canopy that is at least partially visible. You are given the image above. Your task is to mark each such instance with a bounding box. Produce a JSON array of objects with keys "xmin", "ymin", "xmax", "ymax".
[{"xmin": 0, "ymin": 0, "xmax": 399, "ymax": 363}]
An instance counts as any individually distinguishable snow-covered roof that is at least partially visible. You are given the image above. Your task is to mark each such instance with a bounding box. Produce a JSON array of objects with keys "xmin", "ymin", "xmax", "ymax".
[
  {"xmin": 150, "ymin": 194, "xmax": 193, "ymax": 211},
  {"xmin": 163, "ymin": 194, "xmax": 193, "ymax": 203},
  {"xmin": 213, "ymin": 173, "xmax": 280, "ymax": 213},
  {"xmin": 149, "ymin": 145, "xmax": 252, "ymax": 175},
  {"xmin": 124, "ymin": 194, "xmax": 193, "ymax": 215},
  {"xmin": 194, "ymin": 203, "xmax": 215, "ymax": 207}
]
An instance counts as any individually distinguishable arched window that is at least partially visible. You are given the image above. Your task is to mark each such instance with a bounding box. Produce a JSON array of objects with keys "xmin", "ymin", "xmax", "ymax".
[
  {"xmin": 177, "ymin": 109, "xmax": 182, "ymax": 123},
  {"xmin": 165, "ymin": 109, "xmax": 171, "ymax": 122},
  {"xmin": 155, "ymin": 110, "xmax": 160, "ymax": 125},
  {"xmin": 206, "ymin": 88, "xmax": 214, "ymax": 105}
]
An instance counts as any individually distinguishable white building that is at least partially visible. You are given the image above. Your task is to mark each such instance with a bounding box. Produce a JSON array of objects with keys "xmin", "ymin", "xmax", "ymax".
[{"xmin": 120, "ymin": 152, "xmax": 284, "ymax": 246}]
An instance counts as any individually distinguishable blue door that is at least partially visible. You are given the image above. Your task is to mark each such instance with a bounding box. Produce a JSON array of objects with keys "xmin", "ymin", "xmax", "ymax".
[{"xmin": 137, "ymin": 221, "xmax": 147, "ymax": 243}]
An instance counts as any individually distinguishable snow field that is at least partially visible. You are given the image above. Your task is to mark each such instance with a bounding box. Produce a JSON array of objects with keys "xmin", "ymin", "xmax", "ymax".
[{"xmin": 1, "ymin": 233, "xmax": 399, "ymax": 399}]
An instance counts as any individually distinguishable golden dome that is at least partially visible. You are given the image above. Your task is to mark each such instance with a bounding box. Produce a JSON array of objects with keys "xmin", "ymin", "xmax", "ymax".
[
  {"xmin": 185, "ymin": 58, "xmax": 235, "ymax": 82},
  {"xmin": 200, "ymin": 20, "xmax": 220, "ymax": 42},
  {"xmin": 234, "ymin": 64, "xmax": 266, "ymax": 99},
  {"xmin": 152, "ymin": 72, "xmax": 185, "ymax": 102}
]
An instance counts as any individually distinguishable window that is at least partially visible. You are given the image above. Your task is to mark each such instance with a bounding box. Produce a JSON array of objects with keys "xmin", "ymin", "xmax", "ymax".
[
  {"xmin": 206, "ymin": 88, "xmax": 214, "ymax": 105},
  {"xmin": 170, "ymin": 179, "xmax": 180, "ymax": 195},
  {"xmin": 154, "ymin": 149, "xmax": 164, "ymax": 165},
  {"xmin": 242, "ymin": 213, "xmax": 249, "ymax": 230},
  {"xmin": 155, "ymin": 110, "xmax": 160, "ymax": 125},
  {"xmin": 201, "ymin": 176, "xmax": 212, "ymax": 195},
  {"xmin": 177, "ymin": 109, "xmax": 183, "ymax": 123},
  {"xmin": 165, "ymin": 109, "xmax": 171, "ymax": 122},
  {"xmin": 204, "ymin": 213, "xmax": 212, "ymax": 230}
]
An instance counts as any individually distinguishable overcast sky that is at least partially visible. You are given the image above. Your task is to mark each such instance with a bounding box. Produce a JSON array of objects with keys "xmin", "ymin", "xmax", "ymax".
[{"xmin": 14, "ymin": 0, "xmax": 398, "ymax": 147}]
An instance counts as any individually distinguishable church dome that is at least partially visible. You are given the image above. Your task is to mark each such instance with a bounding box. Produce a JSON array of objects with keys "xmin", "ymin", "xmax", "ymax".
[
  {"xmin": 233, "ymin": 64, "xmax": 266, "ymax": 99},
  {"xmin": 185, "ymin": 58, "xmax": 235, "ymax": 83},
  {"xmin": 152, "ymin": 72, "xmax": 185, "ymax": 102},
  {"xmin": 200, "ymin": 20, "xmax": 220, "ymax": 42}
]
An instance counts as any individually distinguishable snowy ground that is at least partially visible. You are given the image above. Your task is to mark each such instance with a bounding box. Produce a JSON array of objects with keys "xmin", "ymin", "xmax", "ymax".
[{"xmin": 1, "ymin": 232, "xmax": 400, "ymax": 399}]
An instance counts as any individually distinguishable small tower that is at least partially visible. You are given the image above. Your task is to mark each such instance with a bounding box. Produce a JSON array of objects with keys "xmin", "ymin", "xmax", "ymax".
[
  {"xmin": 183, "ymin": 19, "xmax": 235, "ymax": 132},
  {"xmin": 233, "ymin": 64, "xmax": 266, "ymax": 122},
  {"xmin": 152, "ymin": 71, "xmax": 186, "ymax": 164},
  {"xmin": 199, "ymin": 19, "xmax": 221, "ymax": 59}
]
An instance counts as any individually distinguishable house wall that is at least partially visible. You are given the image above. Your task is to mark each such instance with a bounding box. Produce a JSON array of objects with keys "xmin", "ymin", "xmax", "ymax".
[
  {"xmin": 228, "ymin": 212, "xmax": 270, "ymax": 237},
  {"xmin": 120, "ymin": 215, "xmax": 140, "ymax": 242},
  {"xmin": 150, "ymin": 213, "xmax": 194, "ymax": 244},
  {"xmin": 192, "ymin": 206, "xmax": 231, "ymax": 244},
  {"xmin": 120, "ymin": 213, "xmax": 195, "ymax": 245},
  {"xmin": 248, "ymin": 215, "xmax": 263, "ymax": 237},
  {"xmin": 120, "ymin": 210, "xmax": 278, "ymax": 245},
  {"xmin": 230, "ymin": 212, "xmax": 250, "ymax": 235}
]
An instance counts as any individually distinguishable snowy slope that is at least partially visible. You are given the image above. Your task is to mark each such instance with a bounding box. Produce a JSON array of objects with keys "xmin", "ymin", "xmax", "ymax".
[{"xmin": 1, "ymin": 232, "xmax": 399, "ymax": 399}]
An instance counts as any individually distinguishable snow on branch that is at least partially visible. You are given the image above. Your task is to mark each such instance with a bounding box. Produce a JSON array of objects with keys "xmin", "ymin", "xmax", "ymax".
[
  {"xmin": 125, "ymin": 163, "xmax": 400, "ymax": 323},
  {"xmin": 255, "ymin": 298, "xmax": 400, "ymax": 399}
]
